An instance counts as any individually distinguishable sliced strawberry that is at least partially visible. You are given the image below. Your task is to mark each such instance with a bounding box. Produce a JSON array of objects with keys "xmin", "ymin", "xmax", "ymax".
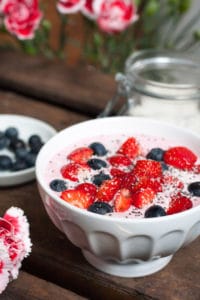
[
  {"xmin": 107, "ymin": 155, "xmax": 132, "ymax": 167},
  {"xmin": 61, "ymin": 189, "xmax": 94, "ymax": 209},
  {"xmin": 121, "ymin": 171, "xmax": 136, "ymax": 190},
  {"xmin": 110, "ymin": 168, "xmax": 127, "ymax": 178},
  {"xmin": 167, "ymin": 193, "xmax": 193, "ymax": 215},
  {"xmin": 114, "ymin": 189, "xmax": 132, "ymax": 212},
  {"xmin": 133, "ymin": 159, "xmax": 163, "ymax": 178},
  {"xmin": 76, "ymin": 183, "xmax": 97, "ymax": 201},
  {"xmin": 67, "ymin": 147, "xmax": 93, "ymax": 164},
  {"xmin": 97, "ymin": 177, "xmax": 122, "ymax": 202},
  {"xmin": 132, "ymin": 187, "xmax": 155, "ymax": 209},
  {"xmin": 131, "ymin": 176, "xmax": 162, "ymax": 193},
  {"xmin": 164, "ymin": 146, "xmax": 197, "ymax": 170},
  {"xmin": 61, "ymin": 162, "xmax": 89, "ymax": 182},
  {"xmin": 117, "ymin": 137, "xmax": 140, "ymax": 159}
]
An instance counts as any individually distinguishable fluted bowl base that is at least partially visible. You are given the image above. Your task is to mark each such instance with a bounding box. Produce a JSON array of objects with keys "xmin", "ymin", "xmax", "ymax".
[{"xmin": 83, "ymin": 250, "xmax": 173, "ymax": 278}]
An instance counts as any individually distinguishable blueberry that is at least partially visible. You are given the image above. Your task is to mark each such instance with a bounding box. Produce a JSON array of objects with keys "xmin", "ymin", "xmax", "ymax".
[
  {"xmin": 92, "ymin": 173, "xmax": 111, "ymax": 186},
  {"xmin": 146, "ymin": 148, "xmax": 165, "ymax": 161},
  {"xmin": 15, "ymin": 148, "xmax": 29, "ymax": 160},
  {"xmin": 188, "ymin": 181, "xmax": 200, "ymax": 196},
  {"xmin": 28, "ymin": 135, "xmax": 43, "ymax": 154},
  {"xmin": 49, "ymin": 179, "xmax": 67, "ymax": 192},
  {"xmin": 25, "ymin": 152, "xmax": 37, "ymax": 167},
  {"xmin": 30, "ymin": 141, "xmax": 43, "ymax": 154},
  {"xmin": 5, "ymin": 127, "xmax": 18, "ymax": 140},
  {"xmin": 28, "ymin": 134, "xmax": 42, "ymax": 146},
  {"xmin": 89, "ymin": 142, "xmax": 107, "ymax": 156},
  {"xmin": 144, "ymin": 205, "xmax": 166, "ymax": 218},
  {"xmin": 12, "ymin": 160, "xmax": 28, "ymax": 171},
  {"xmin": 88, "ymin": 159, "xmax": 107, "ymax": 170},
  {"xmin": 0, "ymin": 136, "xmax": 10, "ymax": 150},
  {"xmin": 9, "ymin": 139, "xmax": 26, "ymax": 152},
  {"xmin": 0, "ymin": 155, "xmax": 13, "ymax": 170},
  {"xmin": 88, "ymin": 201, "xmax": 113, "ymax": 215}
]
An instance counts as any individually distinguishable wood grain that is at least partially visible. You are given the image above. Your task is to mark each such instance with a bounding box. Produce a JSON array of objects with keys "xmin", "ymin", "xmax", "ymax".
[
  {"xmin": 0, "ymin": 51, "xmax": 117, "ymax": 116},
  {"xmin": 3, "ymin": 271, "xmax": 87, "ymax": 300}
]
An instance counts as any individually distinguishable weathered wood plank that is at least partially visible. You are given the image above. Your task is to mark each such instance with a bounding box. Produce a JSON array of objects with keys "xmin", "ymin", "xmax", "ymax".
[
  {"xmin": 3, "ymin": 271, "xmax": 87, "ymax": 300},
  {"xmin": 0, "ymin": 51, "xmax": 117, "ymax": 116},
  {"xmin": 0, "ymin": 91, "xmax": 88, "ymax": 131}
]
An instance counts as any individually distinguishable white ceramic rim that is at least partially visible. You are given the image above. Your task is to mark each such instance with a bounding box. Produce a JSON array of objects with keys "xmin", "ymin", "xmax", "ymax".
[
  {"xmin": 0, "ymin": 114, "xmax": 57, "ymax": 181},
  {"xmin": 36, "ymin": 116, "xmax": 200, "ymax": 223}
]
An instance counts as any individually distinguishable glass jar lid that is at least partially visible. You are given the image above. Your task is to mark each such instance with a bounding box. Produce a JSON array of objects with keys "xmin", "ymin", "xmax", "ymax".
[{"xmin": 125, "ymin": 49, "xmax": 200, "ymax": 100}]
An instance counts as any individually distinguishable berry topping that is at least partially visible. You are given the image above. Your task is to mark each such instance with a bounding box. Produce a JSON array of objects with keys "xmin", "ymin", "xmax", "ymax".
[
  {"xmin": 89, "ymin": 142, "xmax": 107, "ymax": 156},
  {"xmin": 107, "ymin": 155, "xmax": 132, "ymax": 167},
  {"xmin": 164, "ymin": 146, "xmax": 197, "ymax": 170},
  {"xmin": 76, "ymin": 183, "xmax": 97, "ymax": 201},
  {"xmin": 133, "ymin": 159, "xmax": 163, "ymax": 178},
  {"xmin": 0, "ymin": 136, "xmax": 10, "ymax": 150},
  {"xmin": 167, "ymin": 193, "xmax": 193, "ymax": 215},
  {"xmin": 88, "ymin": 201, "xmax": 113, "ymax": 215},
  {"xmin": 188, "ymin": 181, "xmax": 200, "ymax": 196},
  {"xmin": 0, "ymin": 155, "xmax": 13, "ymax": 170},
  {"xmin": 117, "ymin": 137, "xmax": 140, "ymax": 159},
  {"xmin": 144, "ymin": 205, "xmax": 166, "ymax": 218},
  {"xmin": 67, "ymin": 147, "xmax": 93, "ymax": 164},
  {"xmin": 15, "ymin": 148, "xmax": 29, "ymax": 160},
  {"xmin": 0, "ymin": 127, "xmax": 44, "ymax": 172},
  {"xmin": 5, "ymin": 127, "xmax": 18, "ymax": 139},
  {"xmin": 132, "ymin": 187, "xmax": 155, "ymax": 209},
  {"xmin": 110, "ymin": 168, "xmax": 127, "ymax": 177},
  {"xmin": 114, "ymin": 189, "xmax": 132, "ymax": 212},
  {"xmin": 50, "ymin": 179, "xmax": 67, "ymax": 192},
  {"xmin": 87, "ymin": 158, "xmax": 107, "ymax": 170},
  {"xmin": 12, "ymin": 160, "xmax": 28, "ymax": 171},
  {"xmin": 61, "ymin": 189, "xmax": 94, "ymax": 209},
  {"xmin": 97, "ymin": 177, "xmax": 122, "ymax": 202},
  {"xmin": 47, "ymin": 134, "xmax": 200, "ymax": 218},
  {"xmin": 146, "ymin": 148, "xmax": 165, "ymax": 161},
  {"xmin": 61, "ymin": 162, "xmax": 89, "ymax": 182},
  {"xmin": 92, "ymin": 172, "xmax": 111, "ymax": 186},
  {"xmin": 9, "ymin": 139, "xmax": 26, "ymax": 152},
  {"xmin": 25, "ymin": 152, "xmax": 37, "ymax": 167}
]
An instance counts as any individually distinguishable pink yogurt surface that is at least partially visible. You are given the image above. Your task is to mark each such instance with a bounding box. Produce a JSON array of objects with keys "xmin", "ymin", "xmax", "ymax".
[{"xmin": 44, "ymin": 134, "xmax": 200, "ymax": 218}]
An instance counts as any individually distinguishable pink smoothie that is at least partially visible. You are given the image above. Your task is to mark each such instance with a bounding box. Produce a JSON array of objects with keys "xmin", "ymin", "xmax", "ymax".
[{"xmin": 44, "ymin": 134, "xmax": 200, "ymax": 218}]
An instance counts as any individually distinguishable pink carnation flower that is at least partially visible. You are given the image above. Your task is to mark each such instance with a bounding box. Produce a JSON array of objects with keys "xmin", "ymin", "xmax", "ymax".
[
  {"xmin": 1, "ymin": 0, "xmax": 42, "ymax": 40},
  {"xmin": 93, "ymin": 0, "xmax": 138, "ymax": 34},
  {"xmin": 0, "ymin": 207, "xmax": 31, "ymax": 294}
]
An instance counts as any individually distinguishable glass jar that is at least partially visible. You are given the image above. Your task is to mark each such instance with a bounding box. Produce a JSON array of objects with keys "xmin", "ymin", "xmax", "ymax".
[{"xmin": 100, "ymin": 50, "xmax": 200, "ymax": 133}]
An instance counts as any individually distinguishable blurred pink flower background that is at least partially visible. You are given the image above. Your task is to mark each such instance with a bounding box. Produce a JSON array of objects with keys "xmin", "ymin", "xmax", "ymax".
[{"xmin": 0, "ymin": 0, "xmax": 199, "ymax": 73}]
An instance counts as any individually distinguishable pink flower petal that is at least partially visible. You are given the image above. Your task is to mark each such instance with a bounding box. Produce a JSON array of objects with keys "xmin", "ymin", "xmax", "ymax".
[{"xmin": 3, "ymin": 207, "xmax": 32, "ymax": 256}]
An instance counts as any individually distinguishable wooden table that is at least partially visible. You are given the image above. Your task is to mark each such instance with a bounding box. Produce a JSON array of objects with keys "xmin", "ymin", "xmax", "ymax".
[{"xmin": 0, "ymin": 51, "xmax": 200, "ymax": 300}]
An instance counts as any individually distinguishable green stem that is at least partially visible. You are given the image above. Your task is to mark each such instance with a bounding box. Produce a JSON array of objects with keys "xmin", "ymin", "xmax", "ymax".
[{"xmin": 58, "ymin": 15, "xmax": 67, "ymax": 55}]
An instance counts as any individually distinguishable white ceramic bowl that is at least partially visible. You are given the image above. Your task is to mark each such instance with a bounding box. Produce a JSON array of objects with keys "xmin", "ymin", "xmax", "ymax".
[
  {"xmin": 0, "ymin": 114, "xmax": 56, "ymax": 186},
  {"xmin": 36, "ymin": 117, "xmax": 200, "ymax": 278}
]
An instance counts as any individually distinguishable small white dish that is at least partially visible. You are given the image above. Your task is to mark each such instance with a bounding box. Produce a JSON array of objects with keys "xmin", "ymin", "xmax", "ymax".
[{"xmin": 0, "ymin": 114, "xmax": 57, "ymax": 187}]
